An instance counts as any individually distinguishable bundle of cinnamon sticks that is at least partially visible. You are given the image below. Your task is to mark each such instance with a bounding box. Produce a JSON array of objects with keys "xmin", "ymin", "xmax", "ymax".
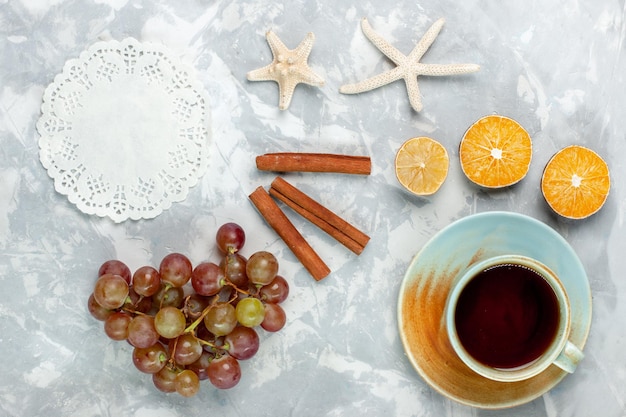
[{"xmin": 249, "ymin": 153, "xmax": 371, "ymax": 281}]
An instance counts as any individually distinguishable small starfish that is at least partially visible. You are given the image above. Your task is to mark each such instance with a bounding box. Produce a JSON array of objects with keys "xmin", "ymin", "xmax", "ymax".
[
  {"xmin": 340, "ymin": 18, "xmax": 480, "ymax": 112},
  {"xmin": 247, "ymin": 31, "xmax": 325, "ymax": 110}
]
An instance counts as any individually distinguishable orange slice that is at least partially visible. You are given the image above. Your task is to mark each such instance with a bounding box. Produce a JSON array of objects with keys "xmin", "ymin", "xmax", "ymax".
[
  {"xmin": 541, "ymin": 145, "xmax": 610, "ymax": 219},
  {"xmin": 459, "ymin": 115, "xmax": 532, "ymax": 188},
  {"xmin": 395, "ymin": 137, "xmax": 449, "ymax": 196}
]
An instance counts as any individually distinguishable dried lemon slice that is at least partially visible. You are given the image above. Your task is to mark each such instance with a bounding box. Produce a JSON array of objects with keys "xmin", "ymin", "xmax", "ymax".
[
  {"xmin": 541, "ymin": 145, "xmax": 610, "ymax": 219},
  {"xmin": 460, "ymin": 115, "xmax": 532, "ymax": 188},
  {"xmin": 395, "ymin": 137, "xmax": 449, "ymax": 196}
]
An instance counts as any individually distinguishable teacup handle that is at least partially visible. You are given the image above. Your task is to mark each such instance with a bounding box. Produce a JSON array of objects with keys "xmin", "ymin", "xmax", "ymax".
[{"xmin": 553, "ymin": 341, "xmax": 584, "ymax": 373}]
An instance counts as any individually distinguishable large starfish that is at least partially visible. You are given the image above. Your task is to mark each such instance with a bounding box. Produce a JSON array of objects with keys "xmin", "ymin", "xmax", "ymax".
[
  {"xmin": 340, "ymin": 18, "xmax": 480, "ymax": 112},
  {"xmin": 247, "ymin": 31, "xmax": 325, "ymax": 110}
]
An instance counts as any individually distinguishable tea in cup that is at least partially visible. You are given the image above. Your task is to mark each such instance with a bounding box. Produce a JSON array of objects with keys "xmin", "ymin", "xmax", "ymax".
[{"xmin": 444, "ymin": 255, "xmax": 584, "ymax": 382}]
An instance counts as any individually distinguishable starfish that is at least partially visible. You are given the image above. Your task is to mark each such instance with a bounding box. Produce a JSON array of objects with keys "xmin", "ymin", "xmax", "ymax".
[
  {"xmin": 340, "ymin": 18, "xmax": 480, "ymax": 112},
  {"xmin": 247, "ymin": 31, "xmax": 325, "ymax": 110}
]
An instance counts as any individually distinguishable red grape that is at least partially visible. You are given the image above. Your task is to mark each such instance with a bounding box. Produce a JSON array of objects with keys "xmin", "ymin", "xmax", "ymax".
[
  {"xmin": 184, "ymin": 294, "xmax": 210, "ymax": 319},
  {"xmin": 259, "ymin": 276, "xmax": 289, "ymax": 304},
  {"xmin": 153, "ymin": 366, "xmax": 178, "ymax": 393},
  {"xmin": 191, "ymin": 262, "xmax": 224, "ymax": 296},
  {"xmin": 188, "ymin": 350, "xmax": 214, "ymax": 380},
  {"xmin": 173, "ymin": 333, "xmax": 203, "ymax": 366},
  {"xmin": 224, "ymin": 326, "xmax": 259, "ymax": 360},
  {"xmin": 127, "ymin": 315, "xmax": 159, "ymax": 348},
  {"xmin": 104, "ymin": 311, "xmax": 132, "ymax": 340},
  {"xmin": 261, "ymin": 303, "xmax": 287, "ymax": 332},
  {"xmin": 246, "ymin": 251, "xmax": 278, "ymax": 285},
  {"xmin": 159, "ymin": 253, "xmax": 192, "ymax": 287},
  {"xmin": 93, "ymin": 274, "xmax": 129, "ymax": 310},
  {"xmin": 98, "ymin": 259, "xmax": 132, "ymax": 284},
  {"xmin": 220, "ymin": 253, "xmax": 248, "ymax": 288},
  {"xmin": 207, "ymin": 355, "xmax": 241, "ymax": 389},
  {"xmin": 88, "ymin": 293, "xmax": 113, "ymax": 321},
  {"xmin": 215, "ymin": 222, "xmax": 245, "ymax": 254},
  {"xmin": 132, "ymin": 342, "xmax": 168, "ymax": 374},
  {"xmin": 125, "ymin": 287, "xmax": 152, "ymax": 314},
  {"xmin": 196, "ymin": 324, "xmax": 218, "ymax": 348},
  {"xmin": 175, "ymin": 369, "xmax": 200, "ymax": 397},
  {"xmin": 153, "ymin": 283, "xmax": 184, "ymax": 309},
  {"xmin": 132, "ymin": 266, "xmax": 161, "ymax": 297}
]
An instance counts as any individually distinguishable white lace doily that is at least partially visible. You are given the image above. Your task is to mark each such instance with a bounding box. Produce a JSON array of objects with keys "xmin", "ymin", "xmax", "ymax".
[{"xmin": 37, "ymin": 38, "xmax": 211, "ymax": 222}]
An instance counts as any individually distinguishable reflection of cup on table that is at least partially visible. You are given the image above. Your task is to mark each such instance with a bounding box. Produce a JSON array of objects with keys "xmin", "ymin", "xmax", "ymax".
[{"xmin": 444, "ymin": 255, "xmax": 584, "ymax": 383}]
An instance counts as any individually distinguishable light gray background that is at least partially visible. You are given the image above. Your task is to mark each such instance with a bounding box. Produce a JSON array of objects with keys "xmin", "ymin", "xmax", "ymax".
[{"xmin": 1, "ymin": 0, "xmax": 625, "ymax": 416}]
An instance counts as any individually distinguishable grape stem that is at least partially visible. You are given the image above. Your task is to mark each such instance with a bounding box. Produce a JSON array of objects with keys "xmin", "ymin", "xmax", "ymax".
[
  {"xmin": 168, "ymin": 336, "xmax": 179, "ymax": 365},
  {"xmin": 196, "ymin": 337, "xmax": 227, "ymax": 352},
  {"xmin": 225, "ymin": 281, "xmax": 252, "ymax": 296},
  {"xmin": 158, "ymin": 283, "xmax": 173, "ymax": 309},
  {"xmin": 225, "ymin": 282, "xmax": 263, "ymax": 299},
  {"xmin": 184, "ymin": 296, "xmax": 219, "ymax": 334},
  {"xmin": 121, "ymin": 307, "xmax": 148, "ymax": 316}
]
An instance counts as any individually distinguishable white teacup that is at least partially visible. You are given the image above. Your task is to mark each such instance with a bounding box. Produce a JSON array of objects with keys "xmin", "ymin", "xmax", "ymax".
[{"xmin": 444, "ymin": 254, "xmax": 584, "ymax": 382}]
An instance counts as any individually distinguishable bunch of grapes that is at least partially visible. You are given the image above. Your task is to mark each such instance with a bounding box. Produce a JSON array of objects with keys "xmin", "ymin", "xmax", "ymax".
[{"xmin": 87, "ymin": 223, "xmax": 289, "ymax": 397}]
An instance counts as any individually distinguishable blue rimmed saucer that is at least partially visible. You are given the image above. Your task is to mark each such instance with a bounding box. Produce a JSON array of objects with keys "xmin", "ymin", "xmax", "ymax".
[{"xmin": 397, "ymin": 211, "xmax": 591, "ymax": 409}]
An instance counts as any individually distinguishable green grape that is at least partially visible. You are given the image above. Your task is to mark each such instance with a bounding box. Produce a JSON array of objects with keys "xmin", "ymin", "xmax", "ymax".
[
  {"xmin": 246, "ymin": 251, "xmax": 278, "ymax": 285},
  {"xmin": 175, "ymin": 369, "xmax": 200, "ymax": 397},
  {"xmin": 154, "ymin": 306, "xmax": 186, "ymax": 339},
  {"xmin": 204, "ymin": 303, "xmax": 237, "ymax": 336},
  {"xmin": 132, "ymin": 342, "xmax": 168, "ymax": 374},
  {"xmin": 235, "ymin": 297, "xmax": 265, "ymax": 328}
]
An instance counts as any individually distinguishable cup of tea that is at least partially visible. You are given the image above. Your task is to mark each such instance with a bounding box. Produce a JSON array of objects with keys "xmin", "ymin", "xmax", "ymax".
[{"xmin": 444, "ymin": 254, "xmax": 584, "ymax": 382}]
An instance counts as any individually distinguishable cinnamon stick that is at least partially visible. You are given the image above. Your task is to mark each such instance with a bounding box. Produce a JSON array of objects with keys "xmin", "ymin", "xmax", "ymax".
[
  {"xmin": 270, "ymin": 187, "xmax": 365, "ymax": 255},
  {"xmin": 248, "ymin": 186, "xmax": 331, "ymax": 281},
  {"xmin": 256, "ymin": 153, "xmax": 371, "ymax": 175},
  {"xmin": 269, "ymin": 177, "xmax": 370, "ymax": 254}
]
